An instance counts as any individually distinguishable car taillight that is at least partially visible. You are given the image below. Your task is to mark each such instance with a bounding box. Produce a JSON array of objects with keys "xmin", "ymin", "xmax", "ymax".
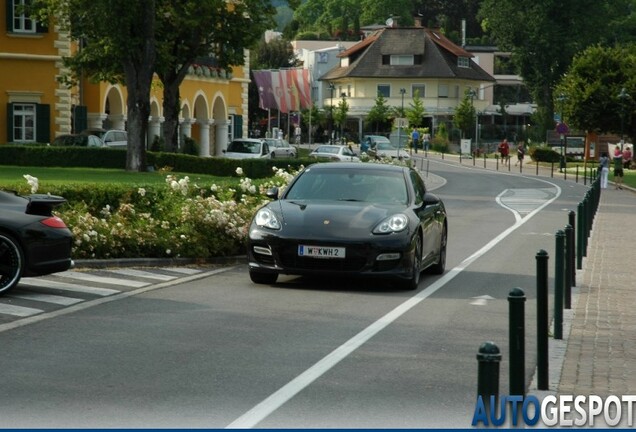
[{"xmin": 40, "ymin": 216, "xmax": 68, "ymax": 228}]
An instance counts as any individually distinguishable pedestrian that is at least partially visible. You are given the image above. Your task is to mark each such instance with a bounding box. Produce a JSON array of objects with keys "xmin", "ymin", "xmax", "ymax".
[
  {"xmin": 599, "ymin": 152, "xmax": 610, "ymax": 189},
  {"xmin": 515, "ymin": 143, "xmax": 525, "ymax": 166},
  {"xmin": 411, "ymin": 128, "xmax": 420, "ymax": 153},
  {"xmin": 613, "ymin": 145, "xmax": 624, "ymax": 189},
  {"xmin": 423, "ymin": 131, "xmax": 431, "ymax": 152},
  {"xmin": 498, "ymin": 138, "xmax": 510, "ymax": 165},
  {"xmin": 623, "ymin": 145, "xmax": 632, "ymax": 170}
]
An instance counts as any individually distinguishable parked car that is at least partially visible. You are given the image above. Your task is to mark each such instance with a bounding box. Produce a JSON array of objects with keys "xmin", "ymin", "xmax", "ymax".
[
  {"xmin": 365, "ymin": 135, "xmax": 410, "ymax": 161},
  {"xmin": 309, "ymin": 145, "xmax": 360, "ymax": 162},
  {"xmin": 0, "ymin": 190, "xmax": 73, "ymax": 294},
  {"xmin": 52, "ymin": 134, "xmax": 104, "ymax": 147},
  {"xmin": 247, "ymin": 162, "xmax": 447, "ymax": 290},
  {"xmin": 264, "ymin": 138, "xmax": 298, "ymax": 158},
  {"xmin": 223, "ymin": 138, "xmax": 271, "ymax": 159},
  {"xmin": 80, "ymin": 128, "xmax": 128, "ymax": 148}
]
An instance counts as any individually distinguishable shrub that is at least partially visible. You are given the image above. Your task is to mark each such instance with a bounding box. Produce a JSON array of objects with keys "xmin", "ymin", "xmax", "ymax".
[{"xmin": 529, "ymin": 145, "xmax": 561, "ymax": 163}]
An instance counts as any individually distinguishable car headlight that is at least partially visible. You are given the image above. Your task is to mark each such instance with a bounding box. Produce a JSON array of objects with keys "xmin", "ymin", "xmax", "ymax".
[
  {"xmin": 373, "ymin": 214, "xmax": 408, "ymax": 234},
  {"xmin": 254, "ymin": 208, "xmax": 281, "ymax": 230}
]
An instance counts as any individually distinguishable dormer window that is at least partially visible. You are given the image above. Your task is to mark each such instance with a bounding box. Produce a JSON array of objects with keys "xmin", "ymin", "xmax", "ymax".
[
  {"xmin": 382, "ymin": 55, "xmax": 424, "ymax": 66},
  {"xmin": 458, "ymin": 57, "xmax": 470, "ymax": 68}
]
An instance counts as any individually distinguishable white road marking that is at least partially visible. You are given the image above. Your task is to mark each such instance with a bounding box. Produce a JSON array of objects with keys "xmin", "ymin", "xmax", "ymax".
[
  {"xmin": 0, "ymin": 304, "xmax": 43, "ymax": 317},
  {"xmin": 9, "ymin": 292, "xmax": 83, "ymax": 306},
  {"xmin": 53, "ymin": 270, "xmax": 149, "ymax": 287},
  {"xmin": 108, "ymin": 268, "xmax": 177, "ymax": 281},
  {"xmin": 20, "ymin": 278, "xmax": 120, "ymax": 296},
  {"xmin": 162, "ymin": 267, "xmax": 202, "ymax": 275},
  {"xmin": 470, "ymin": 295, "xmax": 496, "ymax": 306},
  {"xmin": 497, "ymin": 188, "xmax": 557, "ymax": 222},
  {"xmin": 226, "ymin": 181, "xmax": 562, "ymax": 429}
]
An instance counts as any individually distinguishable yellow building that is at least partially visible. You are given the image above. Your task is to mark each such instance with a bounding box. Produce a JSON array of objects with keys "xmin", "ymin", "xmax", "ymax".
[{"xmin": 1, "ymin": 0, "xmax": 249, "ymax": 156}]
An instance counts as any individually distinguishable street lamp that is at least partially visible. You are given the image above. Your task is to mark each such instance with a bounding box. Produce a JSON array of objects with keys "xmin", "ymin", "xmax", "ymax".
[
  {"xmin": 398, "ymin": 88, "xmax": 406, "ymax": 158},
  {"xmin": 340, "ymin": 92, "xmax": 347, "ymax": 144},
  {"xmin": 467, "ymin": 88, "xmax": 477, "ymax": 156},
  {"xmin": 556, "ymin": 93, "xmax": 567, "ymax": 171},
  {"xmin": 328, "ymin": 82, "xmax": 335, "ymax": 144},
  {"xmin": 618, "ymin": 87, "xmax": 630, "ymax": 148}
]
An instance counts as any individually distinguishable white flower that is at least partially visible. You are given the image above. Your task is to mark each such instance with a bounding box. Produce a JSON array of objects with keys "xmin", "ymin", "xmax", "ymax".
[
  {"xmin": 23, "ymin": 174, "xmax": 39, "ymax": 193},
  {"xmin": 138, "ymin": 188, "xmax": 146, "ymax": 196},
  {"xmin": 166, "ymin": 249, "xmax": 172, "ymax": 255},
  {"xmin": 236, "ymin": 167, "xmax": 244, "ymax": 176},
  {"xmin": 210, "ymin": 184, "xmax": 218, "ymax": 192}
]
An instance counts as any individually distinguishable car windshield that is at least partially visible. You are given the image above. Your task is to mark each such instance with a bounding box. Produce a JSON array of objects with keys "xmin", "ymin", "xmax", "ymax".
[
  {"xmin": 228, "ymin": 141, "xmax": 260, "ymax": 154},
  {"xmin": 285, "ymin": 168, "xmax": 408, "ymax": 204},
  {"xmin": 315, "ymin": 146, "xmax": 338, "ymax": 155},
  {"xmin": 375, "ymin": 141, "xmax": 396, "ymax": 150}
]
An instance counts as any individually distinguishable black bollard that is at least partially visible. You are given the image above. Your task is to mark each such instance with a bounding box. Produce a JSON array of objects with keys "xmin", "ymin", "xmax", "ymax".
[
  {"xmin": 477, "ymin": 341, "xmax": 501, "ymax": 411},
  {"xmin": 554, "ymin": 230, "xmax": 565, "ymax": 339},
  {"xmin": 577, "ymin": 202, "xmax": 584, "ymax": 269},
  {"xmin": 569, "ymin": 211, "xmax": 577, "ymax": 286},
  {"xmin": 508, "ymin": 288, "xmax": 526, "ymax": 396},
  {"xmin": 536, "ymin": 250, "xmax": 549, "ymax": 390},
  {"xmin": 564, "ymin": 224, "xmax": 574, "ymax": 310}
]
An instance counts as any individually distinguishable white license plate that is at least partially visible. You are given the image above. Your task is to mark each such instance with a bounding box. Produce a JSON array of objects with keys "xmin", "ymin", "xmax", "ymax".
[{"xmin": 298, "ymin": 245, "xmax": 346, "ymax": 259}]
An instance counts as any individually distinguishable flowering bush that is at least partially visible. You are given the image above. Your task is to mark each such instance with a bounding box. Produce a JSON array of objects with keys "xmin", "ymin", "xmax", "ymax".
[{"xmin": 25, "ymin": 166, "xmax": 301, "ymax": 260}]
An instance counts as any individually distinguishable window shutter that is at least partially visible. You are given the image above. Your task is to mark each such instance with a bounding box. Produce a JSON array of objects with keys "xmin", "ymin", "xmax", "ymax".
[
  {"xmin": 233, "ymin": 115, "xmax": 243, "ymax": 138},
  {"xmin": 36, "ymin": 104, "xmax": 50, "ymax": 143},
  {"xmin": 73, "ymin": 105, "xmax": 88, "ymax": 133},
  {"xmin": 6, "ymin": 0, "xmax": 13, "ymax": 32},
  {"xmin": 6, "ymin": 103, "xmax": 14, "ymax": 142}
]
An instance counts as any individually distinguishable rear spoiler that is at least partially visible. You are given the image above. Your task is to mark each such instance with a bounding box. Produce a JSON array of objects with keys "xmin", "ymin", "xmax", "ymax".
[{"xmin": 26, "ymin": 194, "xmax": 67, "ymax": 217}]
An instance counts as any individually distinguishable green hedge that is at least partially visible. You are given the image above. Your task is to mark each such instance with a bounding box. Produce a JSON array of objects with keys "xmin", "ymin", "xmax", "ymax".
[{"xmin": 0, "ymin": 145, "xmax": 308, "ymax": 179}]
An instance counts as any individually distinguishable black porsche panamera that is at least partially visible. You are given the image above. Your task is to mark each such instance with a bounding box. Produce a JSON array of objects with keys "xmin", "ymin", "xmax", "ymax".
[
  {"xmin": 247, "ymin": 162, "xmax": 447, "ymax": 290},
  {"xmin": 0, "ymin": 191, "xmax": 73, "ymax": 294}
]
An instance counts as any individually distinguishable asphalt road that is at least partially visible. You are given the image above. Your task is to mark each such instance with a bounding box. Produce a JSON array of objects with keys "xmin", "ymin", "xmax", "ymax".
[{"xmin": 0, "ymin": 159, "xmax": 591, "ymax": 428}]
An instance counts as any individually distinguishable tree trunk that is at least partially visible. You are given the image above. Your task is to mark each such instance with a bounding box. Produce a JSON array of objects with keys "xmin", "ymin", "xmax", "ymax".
[
  {"xmin": 123, "ymin": 0, "xmax": 156, "ymax": 172},
  {"xmin": 160, "ymin": 65, "xmax": 190, "ymax": 153}
]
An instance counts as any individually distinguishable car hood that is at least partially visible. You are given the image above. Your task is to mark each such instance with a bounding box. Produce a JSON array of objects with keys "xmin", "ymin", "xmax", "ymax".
[{"xmin": 272, "ymin": 200, "xmax": 404, "ymax": 239}]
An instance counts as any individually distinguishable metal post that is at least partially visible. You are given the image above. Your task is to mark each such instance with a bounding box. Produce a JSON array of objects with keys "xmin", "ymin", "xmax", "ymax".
[
  {"xmin": 554, "ymin": 230, "xmax": 565, "ymax": 339},
  {"xmin": 577, "ymin": 202, "xmax": 584, "ymax": 269},
  {"xmin": 564, "ymin": 224, "xmax": 574, "ymax": 309},
  {"xmin": 536, "ymin": 250, "xmax": 549, "ymax": 390},
  {"xmin": 569, "ymin": 211, "xmax": 576, "ymax": 287},
  {"xmin": 477, "ymin": 341, "xmax": 501, "ymax": 411},
  {"xmin": 509, "ymin": 288, "xmax": 526, "ymax": 396}
]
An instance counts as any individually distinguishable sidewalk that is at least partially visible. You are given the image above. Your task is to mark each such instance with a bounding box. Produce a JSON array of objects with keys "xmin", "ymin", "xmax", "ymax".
[{"xmin": 418, "ymin": 152, "xmax": 636, "ymax": 399}]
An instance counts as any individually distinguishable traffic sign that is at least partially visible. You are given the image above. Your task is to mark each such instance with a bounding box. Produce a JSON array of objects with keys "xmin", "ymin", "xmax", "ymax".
[{"xmin": 556, "ymin": 122, "xmax": 569, "ymax": 135}]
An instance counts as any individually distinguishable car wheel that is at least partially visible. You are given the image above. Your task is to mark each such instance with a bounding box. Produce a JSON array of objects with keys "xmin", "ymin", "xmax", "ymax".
[
  {"xmin": 249, "ymin": 270, "xmax": 278, "ymax": 285},
  {"xmin": 0, "ymin": 233, "xmax": 24, "ymax": 294},
  {"xmin": 428, "ymin": 225, "xmax": 447, "ymax": 275},
  {"xmin": 401, "ymin": 233, "xmax": 422, "ymax": 290}
]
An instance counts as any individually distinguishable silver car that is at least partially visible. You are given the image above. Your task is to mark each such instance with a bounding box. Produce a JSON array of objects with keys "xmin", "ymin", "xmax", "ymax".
[
  {"xmin": 309, "ymin": 145, "xmax": 360, "ymax": 162},
  {"xmin": 223, "ymin": 139, "xmax": 271, "ymax": 159},
  {"xmin": 264, "ymin": 138, "xmax": 298, "ymax": 158}
]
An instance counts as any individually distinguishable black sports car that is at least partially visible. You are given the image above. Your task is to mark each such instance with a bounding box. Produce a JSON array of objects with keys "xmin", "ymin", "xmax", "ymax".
[
  {"xmin": 247, "ymin": 163, "xmax": 447, "ymax": 290},
  {"xmin": 0, "ymin": 191, "xmax": 73, "ymax": 294}
]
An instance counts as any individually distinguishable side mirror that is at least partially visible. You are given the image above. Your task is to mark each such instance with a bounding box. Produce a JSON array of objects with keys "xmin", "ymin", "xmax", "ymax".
[
  {"xmin": 266, "ymin": 187, "xmax": 279, "ymax": 200},
  {"xmin": 423, "ymin": 192, "xmax": 440, "ymax": 206}
]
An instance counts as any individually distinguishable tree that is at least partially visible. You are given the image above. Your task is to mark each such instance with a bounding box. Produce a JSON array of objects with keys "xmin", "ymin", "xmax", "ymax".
[
  {"xmin": 155, "ymin": 0, "xmax": 276, "ymax": 152},
  {"xmin": 35, "ymin": 0, "xmax": 157, "ymax": 171},
  {"xmin": 453, "ymin": 90, "xmax": 476, "ymax": 139},
  {"xmin": 555, "ymin": 44, "xmax": 636, "ymax": 142},
  {"xmin": 366, "ymin": 93, "xmax": 391, "ymax": 133},
  {"xmin": 479, "ymin": 0, "xmax": 615, "ymax": 139},
  {"xmin": 333, "ymin": 95, "xmax": 349, "ymax": 141},
  {"xmin": 406, "ymin": 89, "xmax": 427, "ymax": 129}
]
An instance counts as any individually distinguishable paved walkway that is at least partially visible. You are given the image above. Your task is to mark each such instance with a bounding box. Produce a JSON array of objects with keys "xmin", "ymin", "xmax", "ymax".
[{"xmin": 418, "ymin": 152, "xmax": 636, "ymax": 403}]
